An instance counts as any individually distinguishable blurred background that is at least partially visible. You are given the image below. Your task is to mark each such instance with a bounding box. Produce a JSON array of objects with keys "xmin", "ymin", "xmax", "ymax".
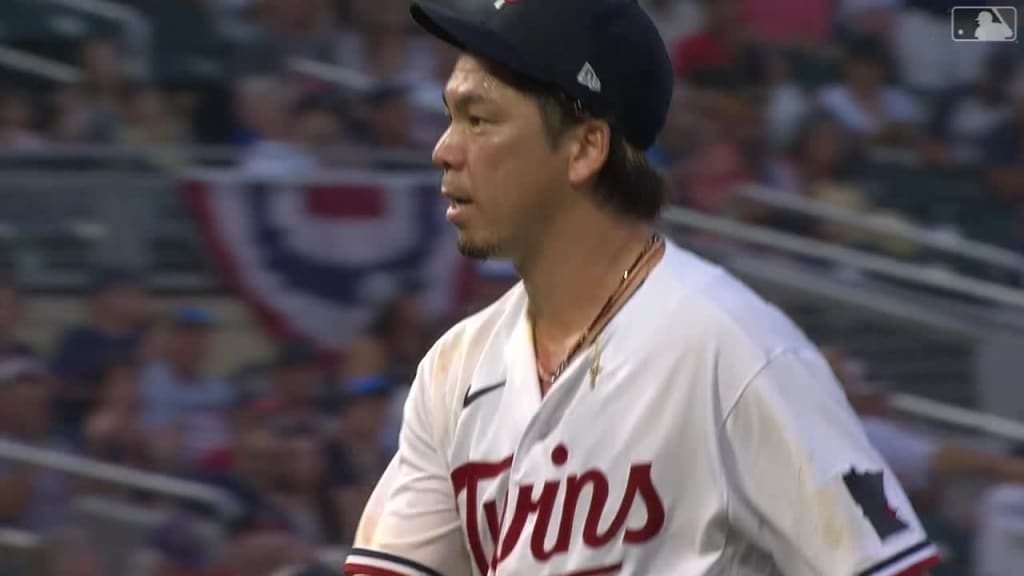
[{"xmin": 0, "ymin": 0, "xmax": 1022, "ymax": 574}]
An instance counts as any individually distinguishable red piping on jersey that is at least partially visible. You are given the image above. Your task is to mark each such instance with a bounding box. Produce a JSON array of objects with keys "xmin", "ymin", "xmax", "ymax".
[
  {"xmin": 893, "ymin": 553, "xmax": 942, "ymax": 576},
  {"xmin": 342, "ymin": 563, "xmax": 406, "ymax": 576},
  {"xmin": 557, "ymin": 561, "xmax": 623, "ymax": 575}
]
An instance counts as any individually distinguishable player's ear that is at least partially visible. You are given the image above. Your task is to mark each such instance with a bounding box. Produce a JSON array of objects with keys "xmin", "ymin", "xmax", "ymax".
[{"xmin": 567, "ymin": 119, "xmax": 610, "ymax": 187}]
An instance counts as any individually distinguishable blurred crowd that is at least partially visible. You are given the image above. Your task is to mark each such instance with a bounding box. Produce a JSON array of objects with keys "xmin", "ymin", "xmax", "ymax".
[
  {"xmin": 648, "ymin": 0, "xmax": 1024, "ymax": 255},
  {"xmin": 0, "ymin": 0, "xmax": 1022, "ymax": 250},
  {"xmin": 0, "ymin": 266, "xmax": 453, "ymax": 575},
  {"xmin": 0, "ymin": 0, "xmax": 453, "ymax": 171}
]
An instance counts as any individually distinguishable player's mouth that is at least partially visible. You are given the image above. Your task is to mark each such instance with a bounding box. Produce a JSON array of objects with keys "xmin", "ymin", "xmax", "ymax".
[{"xmin": 445, "ymin": 196, "xmax": 474, "ymax": 222}]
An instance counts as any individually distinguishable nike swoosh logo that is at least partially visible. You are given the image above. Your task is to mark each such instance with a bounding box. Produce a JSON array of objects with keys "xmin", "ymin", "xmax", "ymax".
[{"xmin": 463, "ymin": 380, "xmax": 506, "ymax": 409}]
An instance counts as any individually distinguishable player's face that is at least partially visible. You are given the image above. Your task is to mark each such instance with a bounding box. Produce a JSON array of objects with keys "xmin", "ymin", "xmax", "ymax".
[{"xmin": 434, "ymin": 54, "xmax": 573, "ymax": 260}]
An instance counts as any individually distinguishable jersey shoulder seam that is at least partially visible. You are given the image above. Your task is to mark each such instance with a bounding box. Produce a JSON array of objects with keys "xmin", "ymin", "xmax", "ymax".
[{"xmin": 718, "ymin": 345, "xmax": 799, "ymax": 430}]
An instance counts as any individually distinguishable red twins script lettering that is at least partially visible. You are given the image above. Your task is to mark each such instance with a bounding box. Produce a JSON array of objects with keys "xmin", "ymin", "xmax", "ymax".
[{"xmin": 450, "ymin": 445, "xmax": 666, "ymax": 573}]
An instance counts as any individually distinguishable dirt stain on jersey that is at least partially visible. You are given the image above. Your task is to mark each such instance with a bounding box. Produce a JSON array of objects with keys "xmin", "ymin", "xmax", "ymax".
[
  {"xmin": 755, "ymin": 400, "xmax": 854, "ymax": 554},
  {"xmin": 814, "ymin": 481, "xmax": 853, "ymax": 552}
]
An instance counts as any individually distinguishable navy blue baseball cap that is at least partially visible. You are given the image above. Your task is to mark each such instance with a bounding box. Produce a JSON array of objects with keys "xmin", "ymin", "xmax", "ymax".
[{"xmin": 410, "ymin": 0, "xmax": 674, "ymax": 150}]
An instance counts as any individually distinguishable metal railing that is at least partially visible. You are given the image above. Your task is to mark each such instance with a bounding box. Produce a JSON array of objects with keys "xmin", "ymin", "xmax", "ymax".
[
  {"xmin": 660, "ymin": 205, "xmax": 1024, "ymax": 310},
  {"xmin": 889, "ymin": 393, "xmax": 1024, "ymax": 443},
  {"xmin": 0, "ymin": 144, "xmax": 434, "ymax": 169},
  {"xmin": 736, "ymin": 183, "xmax": 1024, "ymax": 278},
  {"xmin": 42, "ymin": 0, "xmax": 152, "ymax": 79},
  {"xmin": 288, "ymin": 57, "xmax": 375, "ymax": 94},
  {"xmin": 0, "ymin": 45, "xmax": 81, "ymax": 83},
  {"xmin": 0, "ymin": 437, "xmax": 240, "ymax": 520},
  {"xmin": 717, "ymin": 252, "xmax": 985, "ymax": 339}
]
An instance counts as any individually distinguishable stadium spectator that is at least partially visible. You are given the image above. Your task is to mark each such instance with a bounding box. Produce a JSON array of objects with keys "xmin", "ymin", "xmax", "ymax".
[
  {"xmin": 672, "ymin": 0, "xmax": 746, "ymax": 80},
  {"xmin": 0, "ymin": 273, "xmax": 36, "ymax": 361},
  {"xmin": 49, "ymin": 85, "xmax": 92, "ymax": 144},
  {"xmin": 982, "ymin": 67, "xmax": 1024, "ymax": 212},
  {"xmin": 407, "ymin": 40, "xmax": 457, "ymax": 148},
  {"xmin": 143, "ymin": 512, "xmax": 221, "ymax": 576},
  {"xmin": 231, "ymin": 75, "xmax": 278, "ymax": 147},
  {"xmin": 341, "ymin": 277, "xmax": 430, "ymax": 401},
  {"xmin": 740, "ymin": 0, "xmax": 833, "ymax": 47},
  {"xmin": 141, "ymin": 306, "xmax": 236, "ymax": 472},
  {"xmin": 649, "ymin": 81, "xmax": 707, "ymax": 173},
  {"xmin": 197, "ymin": 420, "xmax": 294, "ymax": 537},
  {"xmin": 119, "ymin": 83, "xmax": 192, "ymax": 160},
  {"xmin": 292, "ymin": 94, "xmax": 343, "ymax": 155},
  {"xmin": 233, "ymin": 0, "xmax": 338, "ymax": 75},
  {"xmin": 0, "ymin": 89, "xmax": 45, "ymax": 150},
  {"xmin": 336, "ymin": 0, "xmax": 437, "ymax": 86},
  {"xmin": 325, "ymin": 376, "xmax": 394, "ymax": 542},
  {"xmin": 0, "ymin": 357, "xmax": 72, "ymax": 533},
  {"xmin": 52, "ymin": 268, "xmax": 149, "ymax": 445},
  {"xmin": 75, "ymin": 37, "xmax": 132, "ymax": 144},
  {"xmin": 258, "ymin": 338, "xmax": 326, "ymax": 432},
  {"xmin": 349, "ymin": 82, "xmax": 431, "ymax": 159},
  {"xmin": 817, "ymin": 33, "xmax": 924, "ymax": 147},
  {"xmin": 927, "ymin": 50, "xmax": 1015, "ymax": 166},
  {"xmin": 84, "ymin": 359, "xmax": 154, "ymax": 476},
  {"xmin": 763, "ymin": 114, "xmax": 869, "ymax": 237},
  {"xmin": 268, "ymin": 422, "xmax": 329, "ymax": 544},
  {"xmin": 233, "ymin": 76, "xmax": 319, "ymax": 178},
  {"xmin": 673, "ymin": 84, "xmax": 760, "ymax": 214},
  {"xmin": 762, "ymin": 49, "xmax": 811, "ymax": 149},
  {"xmin": 764, "ymin": 114, "xmax": 921, "ymax": 255}
]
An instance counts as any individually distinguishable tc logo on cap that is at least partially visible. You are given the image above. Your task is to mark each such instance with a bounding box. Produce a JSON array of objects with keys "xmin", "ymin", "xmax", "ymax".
[{"xmin": 951, "ymin": 6, "xmax": 1017, "ymax": 42}]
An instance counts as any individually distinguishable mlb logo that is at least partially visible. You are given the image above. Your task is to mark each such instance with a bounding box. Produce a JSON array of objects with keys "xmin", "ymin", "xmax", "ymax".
[{"xmin": 951, "ymin": 6, "xmax": 1017, "ymax": 42}]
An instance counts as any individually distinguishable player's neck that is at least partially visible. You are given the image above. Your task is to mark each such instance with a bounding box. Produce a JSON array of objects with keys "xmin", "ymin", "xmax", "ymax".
[{"xmin": 517, "ymin": 208, "xmax": 654, "ymax": 347}]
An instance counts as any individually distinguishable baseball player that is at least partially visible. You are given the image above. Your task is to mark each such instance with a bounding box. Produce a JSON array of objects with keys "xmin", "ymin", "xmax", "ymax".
[{"xmin": 343, "ymin": 0, "xmax": 941, "ymax": 574}]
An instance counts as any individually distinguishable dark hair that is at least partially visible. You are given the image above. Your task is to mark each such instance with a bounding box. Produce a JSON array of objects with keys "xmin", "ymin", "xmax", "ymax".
[{"xmin": 485, "ymin": 62, "xmax": 666, "ymax": 221}]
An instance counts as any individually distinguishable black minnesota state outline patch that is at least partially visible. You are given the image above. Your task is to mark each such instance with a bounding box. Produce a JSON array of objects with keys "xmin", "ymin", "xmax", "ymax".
[{"xmin": 842, "ymin": 468, "xmax": 908, "ymax": 540}]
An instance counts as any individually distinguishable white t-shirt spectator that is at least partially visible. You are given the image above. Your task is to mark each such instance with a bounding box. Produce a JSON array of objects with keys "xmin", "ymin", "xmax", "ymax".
[
  {"xmin": 142, "ymin": 362, "xmax": 236, "ymax": 466},
  {"xmin": 818, "ymin": 84, "xmax": 924, "ymax": 137},
  {"xmin": 767, "ymin": 84, "xmax": 810, "ymax": 147},
  {"xmin": 944, "ymin": 97, "xmax": 1009, "ymax": 164}
]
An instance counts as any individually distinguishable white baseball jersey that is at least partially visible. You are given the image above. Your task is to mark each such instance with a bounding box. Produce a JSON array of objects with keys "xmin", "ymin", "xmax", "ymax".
[{"xmin": 344, "ymin": 240, "xmax": 940, "ymax": 576}]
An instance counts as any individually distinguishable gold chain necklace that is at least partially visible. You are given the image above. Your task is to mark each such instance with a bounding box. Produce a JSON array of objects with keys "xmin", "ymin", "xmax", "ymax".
[{"xmin": 536, "ymin": 233, "xmax": 660, "ymax": 386}]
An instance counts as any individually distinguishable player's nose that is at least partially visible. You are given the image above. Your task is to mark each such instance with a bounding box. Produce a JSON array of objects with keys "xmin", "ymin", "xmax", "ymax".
[{"xmin": 432, "ymin": 125, "xmax": 466, "ymax": 173}]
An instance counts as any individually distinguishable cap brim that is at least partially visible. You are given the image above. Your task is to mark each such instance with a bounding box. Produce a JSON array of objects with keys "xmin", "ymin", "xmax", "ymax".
[{"xmin": 410, "ymin": 2, "xmax": 547, "ymax": 88}]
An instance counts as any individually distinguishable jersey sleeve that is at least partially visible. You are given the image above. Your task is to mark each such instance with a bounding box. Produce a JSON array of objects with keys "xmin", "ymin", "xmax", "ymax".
[
  {"xmin": 343, "ymin": 354, "xmax": 473, "ymax": 576},
  {"xmin": 721, "ymin": 348, "xmax": 941, "ymax": 576}
]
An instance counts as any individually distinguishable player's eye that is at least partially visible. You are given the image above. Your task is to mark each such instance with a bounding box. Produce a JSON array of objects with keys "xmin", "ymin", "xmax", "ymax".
[{"xmin": 468, "ymin": 115, "xmax": 486, "ymax": 129}]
